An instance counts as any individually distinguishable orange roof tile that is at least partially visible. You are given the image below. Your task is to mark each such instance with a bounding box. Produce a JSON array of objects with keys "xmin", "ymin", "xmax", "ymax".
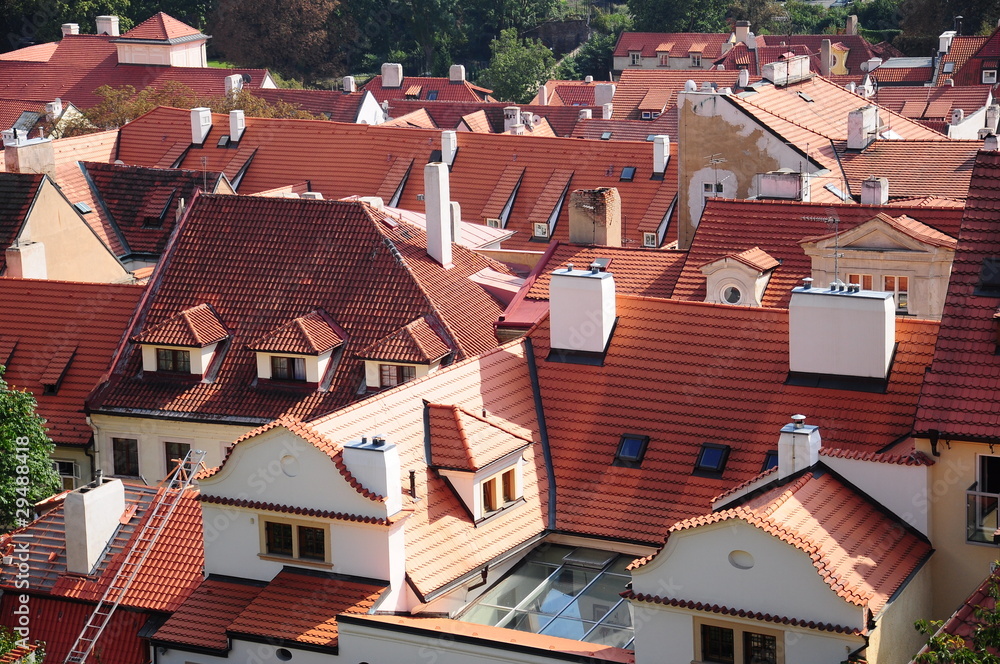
[
  {"xmin": 836, "ymin": 140, "xmax": 978, "ymax": 200},
  {"xmin": 363, "ymin": 74, "xmax": 494, "ymax": 104},
  {"xmin": 646, "ymin": 471, "xmax": 932, "ymax": 614},
  {"xmin": 613, "ymin": 32, "xmax": 730, "ymax": 59},
  {"xmin": 612, "ymin": 70, "xmax": 742, "ymax": 120},
  {"xmin": 0, "ymin": 278, "xmax": 143, "ymax": 447},
  {"xmin": 119, "ymin": 12, "xmax": 203, "ymax": 42},
  {"xmin": 427, "ymin": 403, "xmax": 533, "ymax": 470},
  {"xmin": 913, "ymin": 570, "xmax": 1000, "ymax": 657},
  {"xmin": 759, "ymin": 34, "xmax": 880, "ymax": 75},
  {"xmin": 225, "ymin": 568, "xmax": 386, "ymax": 649},
  {"xmin": 357, "ymin": 316, "xmax": 451, "ymax": 364},
  {"xmin": 383, "ymin": 107, "xmax": 437, "ymax": 128},
  {"xmin": 574, "ymin": 113, "xmax": 677, "ymax": 142},
  {"xmin": 132, "ymin": 302, "xmax": 228, "ymax": 347},
  {"xmin": 937, "ymin": 36, "xmax": 988, "ymax": 85},
  {"xmin": 249, "ymin": 309, "xmax": 345, "ymax": 355},
  {"xmin": 915, "ymin": 151, "xmax": 1000, "ymax": 441},
  {"xmin": 0, "ymin": 644, "xmax": 39, "ymax": 664},
  {"xmin": 708, "ymin": 246, "xmax": 780, "ymax": 272},
  {"xmin": 386, "ymin": 99, "xmax": 590, "ymax": 136},
  {"xmin": 799, "ymin": 212, "xmax": 957, "ymax": 249},
  {"xmin": 0, "ymin": 42, "xmax": 57, "ymax": 62},
  {"xmin": 0, "ymin": 173, "xmax": 43, "ymax": 271},
  {"xmin": 152, "ymin": 577, "xmax": 265, "ymax": 651},
  {"xmin": 459, "ymin": 109, "xmax": 492, "ymax": 133}
]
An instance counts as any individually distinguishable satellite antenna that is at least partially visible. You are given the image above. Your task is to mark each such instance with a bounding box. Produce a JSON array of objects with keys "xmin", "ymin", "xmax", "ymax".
[
  {"xmin": 802, "ymin": 208, "xmax": 843, "ymax": 287},
  {"xmin": 242, "ymin": 73, "xmax": 252, "ymax": 84}
]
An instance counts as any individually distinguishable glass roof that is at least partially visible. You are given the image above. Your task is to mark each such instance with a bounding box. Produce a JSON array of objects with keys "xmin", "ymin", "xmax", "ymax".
[{"xmin": 459, "ymin": 544, "xmax": 635, "ymax": 649}]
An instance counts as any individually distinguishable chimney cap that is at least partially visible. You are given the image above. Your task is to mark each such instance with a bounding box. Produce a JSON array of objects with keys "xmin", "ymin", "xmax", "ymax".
[{"xmin": 791, "ymin": 414, "xmax": 807, "ymax": 428}]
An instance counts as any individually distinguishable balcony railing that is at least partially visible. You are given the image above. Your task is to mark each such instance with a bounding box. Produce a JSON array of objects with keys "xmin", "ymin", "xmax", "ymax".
[{"xmin": 967, "ymin": 485, "xmax": 1000, "ymax": 544}]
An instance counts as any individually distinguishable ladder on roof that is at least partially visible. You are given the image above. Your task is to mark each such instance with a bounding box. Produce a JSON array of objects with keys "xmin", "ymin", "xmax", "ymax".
[{"xmin": 63, "ymin": 449, "xmax": 206, "ymax": 664}]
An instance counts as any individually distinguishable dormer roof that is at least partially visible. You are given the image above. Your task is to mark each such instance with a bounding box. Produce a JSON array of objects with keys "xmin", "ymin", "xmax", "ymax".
[
  {"xmin": 114, "ymin": 12, "xmax": 206, "ymax": 44},
  {"xmin": 427, "ymin": 403, "xmax": 533, "ymax": 471},
  {"xmin": 248, "ymin": 309, "xmax": 345, "ymax": 355},
  {"xmin": 700, "ymin": 246, "xmax": 779, "ymax": 273},
  {"xmin": 357, "ymin": 316, "xmax": 451, "ymax": 364},
  {"xmin": 132, "ymin": 303, "xmax": 228, "ymax": 348}
]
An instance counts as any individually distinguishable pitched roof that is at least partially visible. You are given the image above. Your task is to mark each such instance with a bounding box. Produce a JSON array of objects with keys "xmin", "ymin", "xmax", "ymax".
[
  {"xmin": 90, "ymin": 195, "xmax": 511, "ymax": 423},
  {"xmin": 573, "ymin": 114, "xmax": 677, "ymax": 142},
  {"xmin": 0, "ymin": 34, "xmax": 268, "ymax": 108},
  {"xmin": 151, "ymin": 577, "xmax": 265, "ymax": 651},
  {"xmin": 0, "ymin": 278, "xmax": 143, "ymax": 447},
  {"xmin": 427, "ymin": 402, "xmax": 533, "ymax": 470},
  {"xmin": 0, "ymin": 483, "xmax": 203, "ymax": 612},
  {"xmin": 381, "ymin": 107, "xmax": 437, "ymax": 128},
  {"xmin": 357, "ymin": 316, "xmax": 451, "ymax": 364},
  {"xmin": 937, "ymin": 36, "xmax": 989, "ymax": 85},
  {"xmin": 916, "ymin": 151, "xmax": 1000, "ymax": 441},
  {"xmin": 836, "ymin": 140, "xmax": 978, "ymax": 200},
  {"xmin": 249, "ymin": 310, "xmax": 345, "ymax": 355},
  {"xmin": 118, "ymin": 12, "xmax": 204, "ymax": 42},
  {"xmin": 612, "ymin": 69, "xmax": 742, "ymax": 120},
  {"xmin": 649, "ymin": 471, "xmax": 931, "ymax": 613},
  {"xmin": 362, "ymin": 74, "xmax": 494, "ymax": 103},
  {"xmin": 673, "ymin": 198, "xmax": 965, "ymax": 308},
  {"xmin": 459, "ymin": 109, "xmax": 492, "ymax": 133},
  {"xmin": 132, "ymin": 302, "xmax": 228, "ymax": 347},
  {"xmin": 871, "ymin": 85, "xmax": 991, "ymax": 131},
  {"xmin": 115, "ymin": 107, "xmax": 679, "ymax": 252},
  {"xmin": 225, "ymin": 568, "xmax": 385, "ymax": 648},
  {"xmin": 528, "ymin": 294, "xmax": 939, "ymax": 542},
  {"xmin": 254, "ymin": 88, "xmax": 366, "ymax": 122},
  {"xmin": 0, "ymin": 172, "xmax": 43, "ymax": 272},
  {"xmin": 0, "ymin": 42, "xmax": 58, "ymax": 62},
  {"xmin": 385, "ymin": 100, "xmax": 591, "ymax": 136},
  {"xmin": 759, "ymin": 33, "xmax": 879, "ymax": 75},
  {"xmin": 0, "ymin": 98, "xmax": 46, "ymax": 132},
  {"xmin": 613, "ymin": 32, "xmax": 731, "ymax": 59},
  {"xmin": 706, "ymin": 246, "xmax": 780, "ymax": 272}
]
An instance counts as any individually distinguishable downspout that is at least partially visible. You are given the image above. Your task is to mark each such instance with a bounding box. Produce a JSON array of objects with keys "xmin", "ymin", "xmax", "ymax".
[
  {"xmin": 524, "ymin": 337, "xmax": 556, "ymax": 528},
  {"xmin": 85, "ymin": 415, "xmax": 100, "ymax": 480}
]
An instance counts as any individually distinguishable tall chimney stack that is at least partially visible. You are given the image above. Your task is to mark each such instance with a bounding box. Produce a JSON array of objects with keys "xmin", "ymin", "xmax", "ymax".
[
  {"xmin": 64, "ymin": 479, "xmax": 126, "ymax": 575},
  {"xmin": 190, "ymin": 107, "xmax": 212, "ymax": 145},
  {"xmin": 95, "ymin": 15, "xmax": 120, "ymax": 36},
  {"xmin": 424, "ymin": 162, "xmax": 452, "ymax": 267},
  {"xmin": 342, "ymin": 436, "xmax": 401, "ymax": 516},
  {"xmin": 568, "ymin": 188, "xmax": 622, "ymax": 246}
]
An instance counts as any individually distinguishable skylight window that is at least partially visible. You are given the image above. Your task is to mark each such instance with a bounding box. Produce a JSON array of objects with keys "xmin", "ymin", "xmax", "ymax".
[
  {"xmin": 600, "ymin": 131, "xmax": 612, "ymax": 140},
  {"xmin": 217, "ymin": 134, "xmax": 230, "ymax": 148},
  {"xmin": 614, "ymin": 434, "xmax": 649, "ymax": 467},
  {"xmin": 944, "ymin": 62, "xmax": 955, "ymax": 73},
  {"xmin": 976, "ymin": 257, "xmax": 1000, "ymax": 297},
  {"xmin": 646, "ymin": 134, "xmax": 657, "ymax": 141},
  {"xmin": 762, "ymin": 450, "xmax": 779, "ymax": 472},
  {"xmin": 427, "ymin": 90, "xmax": 439, "ymax": 100},
  {"xmin": 73, "ymin": 202, "xmax": 92, "ymax": 214},
  {"xmin": 695, "ymin": 443, "xmax": 730, "ymax": 474},
  {"xmin": 619, "ymin": 167, "xmax": 636, "ymax": 182}
]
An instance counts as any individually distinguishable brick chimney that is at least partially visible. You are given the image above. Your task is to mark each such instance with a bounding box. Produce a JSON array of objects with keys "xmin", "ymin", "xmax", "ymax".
[
  {"xmin": 424, "ymin": 162, "xmax": 452, "ymax": 267},
  {"xmin": 549, "ymin": 264, "xmax": 617, "ymax": 354},
  {"xmin": 64, "ymin": 478, "xmax": 126, "ymax": 575},
  {"xmin": 777, "ymin": 415, "xmax": 821, "ymax": 480},
  {"xmin": 568, "ymin": 188, "xmax": 622, "ymax": 247},
  {"xmin": 342, "ymin": 436, "xmax": 401, "ymax": 516},
  {"xmin": 95, "ymin": 15, "xmax": 120, "ymax": 36},
  {"xmin": 861, "ymin": 176, "xmax": 888, "ymax": 205},
  {"xmin": 382, "ymin": 63, "xmax": 403, "ymax": 88},
  {"xmin": 190, "ymin": 107, "xmax": 212, "ymax": 145}
]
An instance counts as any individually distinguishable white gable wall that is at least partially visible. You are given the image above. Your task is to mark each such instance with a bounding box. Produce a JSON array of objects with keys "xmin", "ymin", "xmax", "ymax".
[{"xmin": 820, "ymin": 456, "xmax": 930, "ymax": 536}]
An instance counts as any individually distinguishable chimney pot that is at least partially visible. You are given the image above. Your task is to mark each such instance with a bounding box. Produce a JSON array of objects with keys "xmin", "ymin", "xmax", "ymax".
[
  {"xmin": 778, "ymin": 418, "xmax": 821, "ymax": 479},
  {"xmin": 803, "ymin": 277, "xmax": 813, "ymax": 289},
  {"xmin": 342, "ymin": 75, "xmax": 356, "ymax": 93},
  {"xmin": 791, "ymin": 414, "xmax": 806, "ymax": 428},
  {"xmin": 61, "ymin": 23, "xmax": 79, "ymax": 36}
]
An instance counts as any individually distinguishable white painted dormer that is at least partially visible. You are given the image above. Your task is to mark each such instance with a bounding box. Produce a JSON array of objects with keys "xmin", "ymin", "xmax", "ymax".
[
  {"xmin": 438, "ymin": 450, "xmax": 526, "ymax": 521},
  {"xmin": 358, "ymin": 317, "xmax": 451, "ymax": 391},
  {"xmin": 248, "ymin": 310, "xmax": 345, "ymax": 386},
  {"xmin": 700, "ymin": 247, "xmax": 779, "ymax": 307},
  {"xmin": 132, "ymin": 303, "xmax": 228, "ymax": 377}
]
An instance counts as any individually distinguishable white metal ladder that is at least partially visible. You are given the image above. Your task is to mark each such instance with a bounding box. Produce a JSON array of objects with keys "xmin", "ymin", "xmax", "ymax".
[{"xmin": 63, "ymin": 449, "xmax": 206, "ymax": 664}]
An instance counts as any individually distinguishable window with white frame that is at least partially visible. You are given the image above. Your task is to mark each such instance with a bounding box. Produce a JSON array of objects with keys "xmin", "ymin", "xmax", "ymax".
[
  {"xmin": 262, "ymin": 519, "xmax": 329, "ymax": 563},
  {"xmin": 696, "ymin": 618, "xmax": 782, "ymax": 664},
  {"xmin": 630, "ymin": 52, "xmax": 640, "ymax": 65},
  {"xmin": 658, "ymin": 53, "xmax": 669, "ymax": 66},
  {"xmin": 691, "ymin": 52, "xmax": 702, "ymax": 67},
  {"xmin": 703, "ymin": 182, "xmax": 724, "ymax": 197},
  {"xmin": 52, "ymin": 460, "xmax": 79, "ymax": 490},
  {"xmin": 271, "ymin": 355, "xmax": 307, "ymax": 381},
  {"xmin": 883, "ymin": 275, "xmax": 909, "ymax": 313},
  {"xmin": 984, "ymin": 70, "xmax": 997, "ymax": 84},
  {"xmin": 967, "ymin": 455, "xmax": 1000, "ymax": 544},
  {"xmin": 380, "ymin": 364, "xmax": 416, "ymax": 388}
]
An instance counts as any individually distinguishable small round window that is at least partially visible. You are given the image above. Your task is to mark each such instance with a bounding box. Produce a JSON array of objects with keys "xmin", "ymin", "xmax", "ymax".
[
  {"xmin": 723, "ymin": 285, "xmax": 742, "ymax": 304},
  {"xmin": 276, "ymin": 648, "xmax": 293, "ymax": 661},
  {"xmin": 728, "ymin": 550, "xmax": 754, "ymax": 570}
]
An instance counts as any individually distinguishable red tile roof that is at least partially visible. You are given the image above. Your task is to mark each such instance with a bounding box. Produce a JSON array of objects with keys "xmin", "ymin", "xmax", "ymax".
[
  {"xmin": 713, "ymin": 246, "xmax": 780, "ymax": 272},
  {"xmin": 385, "ymin": 100, "xmax": 591, "ymax": 136},
  {"xmin": 0, "ymin": 173, "xmax": 43, "ymax": 272},
  {"xmin": 132, "ymin": 302, "xmax": 229, "ymax": 347},
  {"xmin": 357, "ymin": 316, "xmax": 451, "ymax": 363},
  {"xmin": 0, "ymin": 278, "xmax": 143, "ymax": 447},
  {"xmin": 152, "ymin": 577, "xmax": 264, "ymax": 651},
  {"xmin": 871, "ymin": 86, "xmax": 991, "ymax": 132},
  {"xmin": 674, "ymin": 198, "xmax": 964, "ymax": 308},
  {"xmin": 637, "ymin": 471, "xmax": 932, "ymax": 613},
  {"xmin": 225, "ymin": 568, "xmax": 385, "ymax": 649},
  {"xmin": 817, "ymin": 447, "xmax": 934, "ymax": 466},
  {"xmin": 0, "ymin": 594, "xmax": 147, "ymax": 664},
  {"xmin": 713, "ymin": 43, "xmax": 817, "ymax": 76},
  {"xmin": 528, "ymin": 295, "xmax": 940, "ymax": 543},
  {"xmin": 90, "ymin": 195, "xmax": 511, "ymax": 423},
  {"xmin": 118, "ymin": 12, "xmax": 203, "ymax": 42},
  {"xmin": 254, "ymin": 88, "xmax": 366, "ymax": 122},
  {"xmin": 460, "ymin": 109, "xmax": 492, "ymax": 132},
  {"xmin": 916, "ymin": 151, "xmax": 1000, "ymax": 441},
  {"xmin": 119, "ymin": 107, "xmax": 678, "ymax": 252},
  {"xmin": 362, "ymin": 74, "xmax": 494, "ymax": 103},
  {"xmin": 836, "ymin": 140, "xmax": 978, "ymax": 200},
  {"xmin": 612, "ymin": 69, "xmax": 742, "ymax": 120},
  {"xmin": 0, "ymin": 98, "xmax": 45, "ymax": 132},
  {"xmin": 913, "ymin": 570, "xmax": 1000, "ymax": 657},
  {"xmin": 0, "ymin": 483, "xmax": 203, "ymax": 612},
  {"xmin": 870, "ymin": 64, "xmax": 934, "ymax": 84},
  {"xmin": 0, "ymin": 34, "xmax": 269, "ymax": 109},
  {"xmin": 759, "ymin": 34, "xmax": 879, "ymax": 75},
  {"xmin": 382, "ymin": 108, "xmax": 437, "ymax": 128},
  {"xmin": 427, "ymin": 402, "xmax": 533, "ymax": 470},
  {"xmin": 553, "ymin": 84, "xmax": 597, "ymax": 106},
  {"xmin": 573, "ymin": 114, "xmax": 678, "ymax": 142},
  {"xmin": 613, "ymin": 32, "xmax": 731, "ymax": 59},
  {"xmin": 249, "ymin": 310, "xmax": 345, "ymax": 355},
  {"xmin": 0, "ymin": 644, "xmax": 39, "ymax": 664},
  {"xmin": 0, "ymin": 42, "xmax": 58, "ymax": 62},
  {"xmin": 198, "ymin": 493, "xmax": 394, "ymax": 525},
  {"xmin": 937, "ymin": 36, "xmax": 988, "ymax": 85}
]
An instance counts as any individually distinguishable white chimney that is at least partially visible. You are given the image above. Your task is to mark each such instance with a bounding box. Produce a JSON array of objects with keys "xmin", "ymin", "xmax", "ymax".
[
  {"xmin": 987, "ymin": 104, "xmax": 1000, "ymax": 132},
  {"xmin": 224, "ymin": 74, "xmax": 243, "ymax": 95},
  {"xmin": 549, "ymin": 265, "xmax": 617, "ymax": 353},
  {"xmin": 342, "ymin": 436, "xmax": 401, "ymax": 516},
  {"xmin": 95, "ymin": 15, "xmax": 120, "ymax": 36},
  {"xmin": 939, "ymin": 30, "xmax": 956, "ymax": 54},
  {"xmin": 861, "ymin": 176, "xmax": 889, "ymax": 205},
  {"xmin": 985, "ymin": 134, "xmax": 1000, "ymax": 151},
  {"xmin": 5, "ymin": 241, "xmax": 47, "ymax": 279},
  {"xmin": 847, "ymin": 105, "xmax": 879, "ymax": 150},
  {"xmin": 762, "ymin": 59, "xmax": 788, "ymax": 85},
  {"xmin": 789, "ymin": 285, "xmax": 895, "ymax": 379},
  {"xmin": 758, "ymin": 170, "xmax": 810, "ymax": 201},
  {"xmin": 537, "ymin": 85, "xmax": 548, "ymax": 105},
  {"xmin": 585, "ymin": 75, "xmax": 594, "ymax": 83},
  {"xmin": 449, "ymin": 64, "xmax": 466, "ymax": 82},
  {"xmin": 846, "ymin": 14, "xmax": 858, "ymax": 36},
  {"xmin": 578, "ymin": 108, "xmax": 592, "ymax": 120},
  {"xmin": 61, "ymin": 23, "xmax": 79, "ymax": 36},
  {"xmin": 3, "ymin": 135, "xmax": 55, "ymax": 178},
  {"xmin": 424, "ymin": 162, "xmax": 452, "ymax": 267},
  {"xmin": 846, "ymin": 82, "xmax": 857, "ymax": 93},
  {"xmin": 503, "ymin": 106, "xmax": 522, "ymax": 133},
  {"xmin": 449, "ymin": 201, "xmax": 462, "ymax": 247},
  {"xmin": 602, "ymin": 102, "xmax": 613, "ymax": 120},
  {"xmin": 441, "ymin": 130, "xmax": 457, "ymax": 166},
  {"xmin": 229, "ymin": 110, "xmax": 245, "ymax": 142},
  {"xmin": 190, "ymin": 107, "xmax": 212, "ymax": 145},
  {"xmin": 820, "ymin": 39, "xmax": 832, "ymax": 77},
  {"xmin": 861, "ymin": 57, "xmax": 882, "ymax": 73},
  {"xmin": 381, "ymin": 63, "xmax": 403, "ymax": 88},
  {"xmin": 738, "ymin": 69, "xmax": 750, "ymax": 88},
  {"xmin": 777, "ymin": 415, "xmax": 821, "ymax": 480},
  {"xmin": 951, "ymin": 108, "xmax": 965, "ymax": 125},
  {"xmin": 64, "ymin": 479, "xmax": 126, "ymax": 575},
  {"xmin": 342, "ymin": 75, "xmax": 356, "ymax": 93},
  {"xmin": 594, "ymin": 83, "xmax": 616, "ymax": 108},
  {"xmin": 301, "ymin": 191, "xmax": 323, "ymax": 200},
  {"xmin": 653, "ymin": 135, "xmax": 670, "ymax": 175}
]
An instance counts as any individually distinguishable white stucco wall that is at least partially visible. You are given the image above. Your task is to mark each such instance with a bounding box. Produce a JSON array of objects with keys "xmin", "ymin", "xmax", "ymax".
[
  {"xmin": 139, "ymin": 342, "xmax": 217, "ymax": 375},
  {"xmin": 255, "ymin": 350, "xmax": 331, "ymax": 383},
  {"xmin": 821, "ymin": 456, "xmax": 930, "ymax": 535},
  {"xmin": 630, "ymin": 521, "xmax": 864, "ymax": 630},
  {"xmin": 159, "ymin": 638, "xmax": 338, "ymax": 664},
  {"xmin": 363, "ymin": 360, "xmax": 433, "ymax": 389}
]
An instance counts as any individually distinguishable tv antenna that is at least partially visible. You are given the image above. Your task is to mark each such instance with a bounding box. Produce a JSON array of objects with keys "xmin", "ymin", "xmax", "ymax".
[{"xmin": 802, "ymin": 209, "xmax": 843, "ymax": 286}]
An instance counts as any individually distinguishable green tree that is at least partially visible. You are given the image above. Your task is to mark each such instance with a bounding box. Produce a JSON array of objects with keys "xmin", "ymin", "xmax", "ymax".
[
  {"xmin": 914, "ymin": 572, "xmax": 1000, "ymax": 663},
  {"xmin": 627, "ymin": 0, "xmax": 728, "ymax": 33},
  {"xmin": 728, "ymin": 0, "xmax": 785, "ymax": 34},
  {"xmin": 478, "ymin": 28, "xmax": 555, "ymax": 103},
  {"xmin": 0, "ymin": 368, "xmax": 60, "ymax": 532}
]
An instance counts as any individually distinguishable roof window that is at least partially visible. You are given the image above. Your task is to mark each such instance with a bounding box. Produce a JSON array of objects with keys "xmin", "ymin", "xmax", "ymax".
[
  {"xmin": 74, "ymin": 202, "xmax": 92, "ymax": 214},
  {"xmin": 976, "ymin": 257, "xmax": 1000, "ymax": 297},
  {"xmin": 762, "ymin": 449, "xmax": 778, "ymax": 472},
  {"xmin": 600, "ymin": 131, "xmax": 612, "ymax": 140},
  {"xmin": 427, "ymin": 90, "xmax": 439, "ymax": 100},
  {"xmin": 694, "ymin": 442, "xmax": 730, "ymax": 474},
  {"xmin": 614, "ymin": 434, "xmax": 649, "ymax": 467},
  {"xmin": 620, "ymin": 167, "xmax": 636, "ymax": 182}
]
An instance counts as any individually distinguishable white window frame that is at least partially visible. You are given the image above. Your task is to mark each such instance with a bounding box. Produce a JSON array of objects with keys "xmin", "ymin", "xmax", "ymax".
[
  {"xmin": 984, "ymin": 69, "xmax": 997, "ymax": 84},
  {"xmin": 52, "ymin": 459, "xmax": 80, "ymax": 490},
  {"xmin": 883, "ymin": 275, "xmax": 909, "ymax": 313},
  {"xmin": 643, "ymin": 232, "xmax": 658, "ymax": 248},
  {"xmin": 658, "ymin": 53, "xmax": 669, "ymax": 66},
  {"xmin": 690, "ymin": 52, "xmax": 702, "ymax": 67},
  {"xmin": 630, "ymin": 51, "xmax": 641, "ymax": 66},
  {"xmin": 259, "ymin": 516, "xmax": 332, "ymax": 567}
]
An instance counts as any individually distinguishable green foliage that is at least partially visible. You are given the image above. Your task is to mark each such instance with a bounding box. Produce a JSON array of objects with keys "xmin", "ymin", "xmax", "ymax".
[
  {"xmin": 728, "ymin": 0, "xmax": 785, "ymax": 34},
  {"xmin": 914, "ymin": 571, "xmax": 1000, "ymax": 663},
  {"xmin": 478, "ymin": 28, "xmax": 555, "ymax": 103},
  {"xmin": 627, "ymin": 0, "xmax": 728, "ymax": 32},
  {"xmin": 0, "ymin": 368, "xmax": 60, "ymax": 532},
  {"xmin": 558, "ymin": 31, "xmax": 616, "ymax": 79},
  {"xmin": 899, "ymin": 0, "xmax": 1000, "ymax": 38}
]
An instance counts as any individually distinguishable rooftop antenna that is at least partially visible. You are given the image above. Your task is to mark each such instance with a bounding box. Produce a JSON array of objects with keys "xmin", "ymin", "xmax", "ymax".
[
  {"xmin": 201, "ymin": 155, "xmax": 208, "ymax": 191},
  {"xmin": 706, "ymin": 153, "xmax": 727, "ymax": 195},
  {"xmin": 802, "ymin": 208, "xmax": 843, "ymax": 286}
]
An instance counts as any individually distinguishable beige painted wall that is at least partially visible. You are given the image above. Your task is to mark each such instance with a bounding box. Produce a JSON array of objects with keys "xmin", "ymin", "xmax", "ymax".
[
  {"xmin": 17, "ymin": 178, "xmax": 129, "ymax": 282},
  {"xmin": 51, "ymin": 445, "xmax": 93, "ymax": 488},
  {"xmin": 867, "ymin": 562, "xmax": 933, "ymax": 664}
]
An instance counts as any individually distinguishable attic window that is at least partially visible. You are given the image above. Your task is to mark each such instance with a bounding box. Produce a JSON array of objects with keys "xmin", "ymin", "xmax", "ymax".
[
  {"xmin": 600, "ymin": 131, "xmax": 613, "ymax": 140},
  {"xmin": 641, "ymin": 111, "xmax": 652, "ymax": 120},
  {"xmin": 976, "ymin": 257, "xmax": 1000, "ymax": 297},
  {"xmin": 984, "ymin": 70, "xmax": 998, "ymax": 84},
  {"xmin": 74, "ymin": 202, "xmax": 92, "ymax": 214},
  {"xmin": 797, "ymin": 91, "xmax": 814, "ymax": 103},
  {"xmin": 646, "ymin": 134, "xmax": 656, "ymax": 141},
  {"xmin": 614, "ymin": 434, "xmax": 649, "ymax": 467},
  {"xmin": 217, "ymin": 134, "xmax": 230, "ymax": 148},
  {"xmin": 620, "ymin": 167, "xmax": 636, "ymax": 182},
  {"xmin": 427, "ymin": 90, "xmax": 439, "ymax": 100},
  {"xmin": 944, "ymin": 62, "xmax": 955, "ymax": 73},
  {"xmin": 762, "ymin": 449, "xmax": 778, "ymax": 472},
  {"xmin": 695, "ymin": 443, "xmax": 730, "ymax": 474}
]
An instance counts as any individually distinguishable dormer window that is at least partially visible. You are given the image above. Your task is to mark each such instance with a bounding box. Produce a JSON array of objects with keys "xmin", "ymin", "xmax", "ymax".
[
  {"xmin": 700, "ymin": 247, "xmax": 779, "ymax": 308},
  {"xmin": 481, "ymin": 468, "xmax": 518, "ymax": 516},
  {"xmin": 360, "ymin": 316, "xmax": 450, "ymax": 391},
  {"xmin": 690, "ymin": 52, "xmax": 702, "ymax": 67},
  {"xmin": 250, "ymin": 310, "xmax": 345, "ymax": 386},
  {"xmin": 614, "ymin": 434, "xmax": 649, "ymax": 468},
  {"xmin": 630, "ymin": 51, "xmax": 640, "ymax": 65},
  {"xmin": 156, "ymin": 348, "xmax": 190, "ymax": 372},
  {"xmin": 132, "ymin": 304, "xmax": 228, "ymax": 377},
  {"xmin": 380, "ymin": 364, "xmax": 416, "ymax": 388},
  {"xmin": 659, "ymin": 53, "xmax": 669, "ymax": 66},
  {"xmin": 762, "ymin": 449, "xmax": 779, "ymax": 472},
  {"xmin": 984, "ymin": 70, "xmax": 997, "ymax": 84},
  {"xmin": 271, "ymin": 356, "xmax": 307, "ymax": 381},
  {"xmin": 695, "ymin": 443, "xmax": 730, "ymax": 474}
]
